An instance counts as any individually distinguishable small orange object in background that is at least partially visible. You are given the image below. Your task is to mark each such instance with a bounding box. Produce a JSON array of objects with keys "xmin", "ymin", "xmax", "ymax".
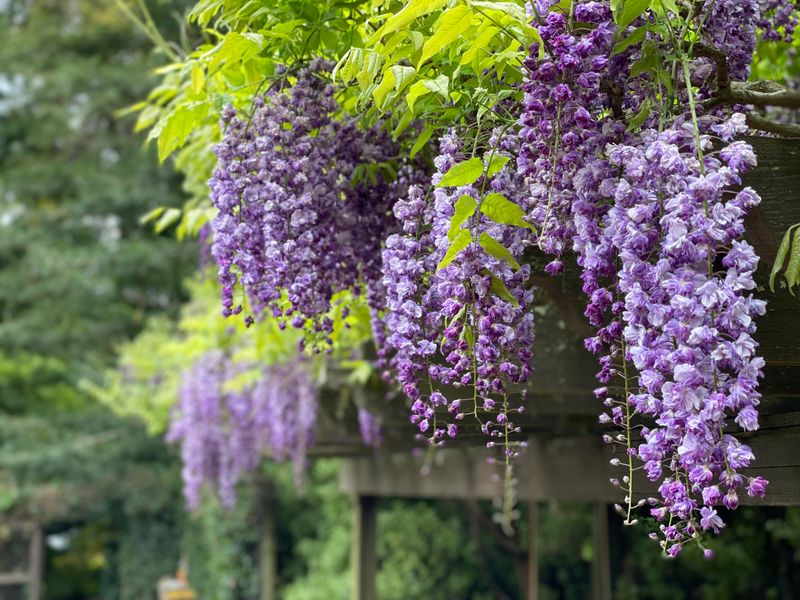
[{"xmin": 157, "ymin": 564, "xmax": 197, "ymax": 600}]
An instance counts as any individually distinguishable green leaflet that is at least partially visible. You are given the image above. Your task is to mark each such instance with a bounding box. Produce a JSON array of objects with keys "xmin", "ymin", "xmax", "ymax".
[
  {"xmin": 489, "ymin": 275, "xmax": 519, "ymax": 307},
  {"xmin": 479, "ymin": 232, "xmax": 520, "ymax": 270},
  {"xmin": 613, "ymin": 0, "xmax": 652, "ymax": 30},
  {"xmin": 372, "ymin": 0, "xmax": 448, "ymax": 41},
  {"xmin": 139, "ymin": 206, "xmax": 166, "ymax": 226},
  {"xmin": 372, "ymin": 68, "xmax": 396, "ymax": 108},
  {"xmin": 391, "ymin": 65, "xmax": 417, "ymax": 91},
  {"xmin": 448, "ymin": 195, "xmax": 478, "ymax": 241},
  {"xmin": 418, "ymin": 5, "xmax": 473, "ymax": 67},
  {"xmin": 769, "ymin": 224, "xmax": 799, "ymax": 292},
  {"xmin": 437, "ymin": 157, "xmax": 484, "ymax": 187},
  {"xmin": 150, "ymin": 101, "xmax": 210, "ymax": 163},
  {"xmin": 485, "ymin": 153, "xmax": 510, "ymax": 178},
  {"xmin": 406, "ymin": 80, "xmax": 432, "ymax": 109},
  {"xmin": 480, "ymin": 193, "xmax": 535, "ymax": 231},
  {"xmin": 612, "ymin": 24, "xmax": 648, "ymax": 55},
  {"xmin": 438, "ymin": 228, "xmax": 472, "ymax": 270},
  {"xmin": 627, "ymin": 98, "xmax": 652, "ymax": 131},
  {"xmin": 422, "ymin": 74, "xmax": 449, "ymax": 99},
  {"xmin": 154, "ymin": 208, "xmax": 182, "ymax": 234},
  {"xmin": 410, "ymin": 124, "xmax": 434, "ymax": 157},
  {"xmin": 407, "ymin": 75, "xmax": 449, "ymax": 109},
  {"xmin": 784, "ymin": 227, "xmax": 800, "ymax": 295}
]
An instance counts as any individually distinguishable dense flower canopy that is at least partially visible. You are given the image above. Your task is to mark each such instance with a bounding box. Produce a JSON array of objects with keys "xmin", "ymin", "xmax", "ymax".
[{"xmin": 151, "ymin": 0, "xmax": 800, "ymax": 556}]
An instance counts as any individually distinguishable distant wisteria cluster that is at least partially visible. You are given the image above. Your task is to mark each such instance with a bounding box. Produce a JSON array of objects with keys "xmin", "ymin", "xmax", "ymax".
[
  {"xmin": 166, "ymin": 352, "xmax": 317, "ymax": 508},
  {"xmin": 189, "ymin": 0, "xmax": 800, "ymax": 552}
]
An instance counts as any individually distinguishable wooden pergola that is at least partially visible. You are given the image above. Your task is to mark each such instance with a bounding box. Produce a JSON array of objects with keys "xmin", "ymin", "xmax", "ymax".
[
  {"xmin": 263, "ymin": 136, "xmax": 800, "ymax": 600},
  {"xmin": 7, "ymin": 139, "xmax": 797, "ymax": 600}
]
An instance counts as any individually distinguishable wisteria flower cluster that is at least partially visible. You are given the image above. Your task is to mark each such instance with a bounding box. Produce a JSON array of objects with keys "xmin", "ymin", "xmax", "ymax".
[
  {"xmin": 381, "ymin": 131, "xmax": 535, "ymax": 454},
  {"xmin": 517, "ymin": 0, "xmax": 784, "ymax": 555},
  {"xmin": 209, "ymin": 60, "xmax": 412, "ymax": 347},
  {"xmin": 166, "ymin": 351, "xmax": 318, "ymax": 508},
  {"xmin": 194, "ymin": 0, "xmax": 798, "ymax": 552}
]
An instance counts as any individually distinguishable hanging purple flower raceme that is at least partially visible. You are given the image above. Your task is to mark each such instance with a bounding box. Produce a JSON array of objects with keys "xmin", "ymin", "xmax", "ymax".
[
  {"xmin": 167, "ymin": 352, "xmax": 318, "ymax": 507},
  {"xmin": 357, "ymin": 407, "xmax": 383, "ymax": 449},
  {"xmin": 208, "ymin": 60, "xmax": 409, "ymax": 347},
  {"xmin": 166, "ymin": 351, "xmax": 248, "ymax": 508},
  {"xmin": 517, "ymin": 0, "xmax": 775, "ymax": 555},
  {"xmin": 382, "ymin": 131, "xmax": 534, "ymax": 453},
  {"xmin": 598, "ymin": 117, "xmax": 768, "ymax": 556},
  {"xmin": 251, "ymin": 357, "xmax": 318, "ymax": 484}
]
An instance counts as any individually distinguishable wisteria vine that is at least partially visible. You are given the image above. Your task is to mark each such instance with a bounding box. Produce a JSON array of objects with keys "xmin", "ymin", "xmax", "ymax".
[{"xmin": 188, "ymin": 0, "xmax": 799, "ymax": 553}]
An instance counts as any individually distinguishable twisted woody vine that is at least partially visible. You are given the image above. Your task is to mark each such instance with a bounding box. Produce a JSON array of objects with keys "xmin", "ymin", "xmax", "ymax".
[{"xmin": 130, "ymin": 0, "xmax": 800, "ymax": 557}]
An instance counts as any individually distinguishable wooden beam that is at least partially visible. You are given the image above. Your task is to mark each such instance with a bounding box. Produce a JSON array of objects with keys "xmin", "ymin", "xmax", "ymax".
[
  {"xmin": 259, "ymin": 495, "xmax": 277, "ymax": 600},
  {"xmin": 351, "ymin": 495, "xmax": 377, "ymax": 600},
  {"xmin": 591, "ymin": 504, "xmax": 612, "ymax": 600},
  {"xmin": 0, "ymin": 571, "xmax": 30, "ymax": 585},
  {"xmin": 526, "ymin": 502, "xmax": 539, "ymax": 600}
]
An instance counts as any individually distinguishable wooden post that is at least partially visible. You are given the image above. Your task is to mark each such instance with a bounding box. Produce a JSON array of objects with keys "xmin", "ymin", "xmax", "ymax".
[
  {"xmin": 351, "ymin": 495, "xmax": 377, "ymax": 600},
  {"xmin": 591, "ymin": 503, "xmax": 612, "ymax": 600},
  {"xmin": 27, "ymin": 524, "xmax": 43, "ymax": 600},
  {"xmin": 259, "ymin": 493, "xmax": 277, "ymax": 600},
  {"xmin": 526, "ymin": 501, "xmax": 539, "ymax": 600}
]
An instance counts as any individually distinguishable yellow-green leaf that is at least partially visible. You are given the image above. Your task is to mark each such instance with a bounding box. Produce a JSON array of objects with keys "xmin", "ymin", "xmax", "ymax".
[
  {"xmin": 151, "ymin": 102, "xmax": 209, "ymax": 163},
  {"xmin": 479, "ymin": 232, "xmax": 520, "ymax": 270},
  {"xmin": 410, "ymin": 124, "xmax": 434, "ymax": 157},
  {"xmin": 139, "ymin": 206, "xmax": 166, "ymax": 226},
  {"xmin": 154, "ymin": 208, "xmax": 182, "ymax": 233},
  {"xmin": 613, "ymin": 0, "xmax": 652, "ymax": 30},
  {"xmin": 372, "ymin": 68, "xmax": 396, "ymax": 108},
  {"xmin": 485, "ymin": 154, "xmax": 510, "ymax": 178},
  {"xmin": 422, "ymin": 74, "xmax": 449, "ymax": 99},
  {"xmin": 372, "ymin": 0, "xmax": 448, "ymax": 41},
  {"xmin": 448, "ymin": 195, "xmax": 478, "ymax": 241},
  {"xmin": 438, "ymin": 228, "xmax": 472, "ymax": 270},
  {"xmin": 407, "ymin": 80, "xmax": 432, "ymax": 109},
  {"xmin": 437, "ymin": 157, "xmax": 484, "ymax": 187},
  {"xmin": 480, "ymin": 193, "xmax": 534, "ymax": 230},
  {"xmin": 418, "ymin": 5, "xmax": 473, "ymax": 67},
  {"xmin": 391, "ymin": 64, "xmax": 417, "ymax": 91}
]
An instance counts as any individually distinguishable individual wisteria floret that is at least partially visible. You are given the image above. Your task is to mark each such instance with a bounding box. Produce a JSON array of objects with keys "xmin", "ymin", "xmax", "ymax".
[
  {"xmin": 381, "ymin": 131, "xmax": 534, "ymax": 452},
  {"xmin": 209, "ymin": 59, "xmax": 411, "ymax": 347},
  {"xmin": 166, "ymin": 352, "xmax": 318, "ymax": 508}
]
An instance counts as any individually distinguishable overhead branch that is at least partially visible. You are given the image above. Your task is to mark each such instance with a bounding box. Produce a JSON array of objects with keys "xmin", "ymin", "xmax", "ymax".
[
  {"xmin": 745, "ymin": 112, "xmax": 800, "ymax": 139},
  {"xmin": 695, "ymin": 42, "xmax": 800, "ymax": 112}
]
